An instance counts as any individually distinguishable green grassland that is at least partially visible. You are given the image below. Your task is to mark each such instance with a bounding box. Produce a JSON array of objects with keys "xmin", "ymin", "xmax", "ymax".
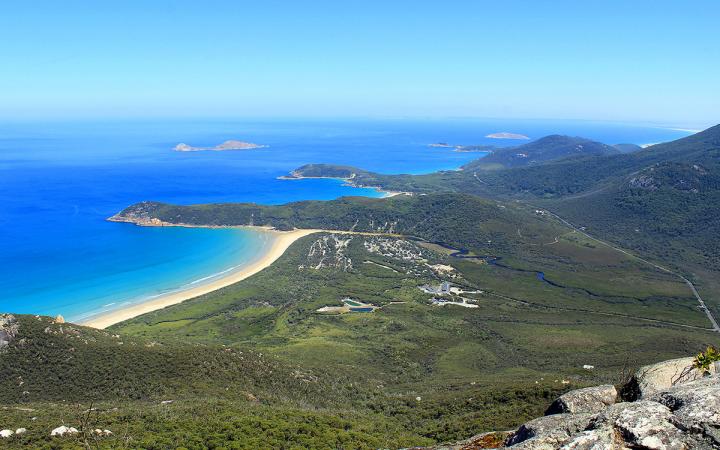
[
  {"xmin": 100, "ymin": 228, "xmax": 716, "ymax": 445},
  {"xmin": 86, "ymin": 186, "xmax": 719, "ymax": 445}
]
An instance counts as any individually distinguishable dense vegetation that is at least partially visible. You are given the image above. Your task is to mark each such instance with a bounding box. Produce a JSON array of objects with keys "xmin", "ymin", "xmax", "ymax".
[
  {"xmin": 3, "ymin": 125, "xmax": 720, "ymax": 448},
  {"xmin": 276, "ymin": 125, "xmax": 720, "ymax": 300},
  {"xmin": 466, "ymin": 135, "xmax": 619, "ymax": 170},
  {"xmin": 2, "ymin": 226, "xmax": 715, "ymax": 447},
  {"xmin": 113, "ymin": 193, "xmax": 565, "ymax": 256}
]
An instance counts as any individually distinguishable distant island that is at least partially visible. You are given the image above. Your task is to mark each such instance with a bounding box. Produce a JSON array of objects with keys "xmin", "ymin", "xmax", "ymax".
[
  {"xmin": 485, "ymin": 132, "xmax": 530, "ymax": 140},
  {"xmin": 428, "ymin": 142, "xmax": 454, "ymax": 148},
  {"xmin": 428, "ymin": 143, "xmax": 496, "ymax": 152},
  {"xmin": 174, "ymin": 140, "xmax": 268, "ymax": 152}
]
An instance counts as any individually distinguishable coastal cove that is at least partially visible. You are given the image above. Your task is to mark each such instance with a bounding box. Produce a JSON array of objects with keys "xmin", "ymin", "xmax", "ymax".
[
  {"xmin": 81, "ymin": 227, "xmax": 320, "ymax": 329},
  {"xmin": 0, "ymin": 119, "xmax": 692, "ymax": 323}
]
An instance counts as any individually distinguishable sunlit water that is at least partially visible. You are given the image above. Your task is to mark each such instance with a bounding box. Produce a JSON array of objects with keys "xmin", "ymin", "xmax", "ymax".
[{"xmin": 0, "ymin": 118, "xmax": 692, "ymax": 320}]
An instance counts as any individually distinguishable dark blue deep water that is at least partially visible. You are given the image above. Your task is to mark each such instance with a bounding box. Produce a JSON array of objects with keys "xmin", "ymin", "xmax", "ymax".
[{"xmin": 0, "ymin": 118, "xmax": 692, "ymax": 320}]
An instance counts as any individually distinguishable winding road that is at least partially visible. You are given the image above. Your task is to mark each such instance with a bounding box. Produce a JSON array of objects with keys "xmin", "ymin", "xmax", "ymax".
[{"xmin": 539, "ymin": 208, "xmax": 720, "ymax": 333}]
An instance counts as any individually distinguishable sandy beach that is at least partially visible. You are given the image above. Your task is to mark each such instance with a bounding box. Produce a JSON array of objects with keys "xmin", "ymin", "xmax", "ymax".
[{"xmin": 81, "ymin": 227, "xmax": 321, "ymax": 329}]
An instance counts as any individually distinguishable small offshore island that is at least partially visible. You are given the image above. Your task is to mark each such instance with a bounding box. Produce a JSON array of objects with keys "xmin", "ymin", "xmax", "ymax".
[
  {"xmin": 428, "ymin": 142, "xmax": 454, "ymax": 148},
  {"xmin": 428, "ymin": 142, "xmax": 496, "ymax": 153},
  {"xmin": 174, "ymin": 140, "xmax": 267, "ymax": 152}
]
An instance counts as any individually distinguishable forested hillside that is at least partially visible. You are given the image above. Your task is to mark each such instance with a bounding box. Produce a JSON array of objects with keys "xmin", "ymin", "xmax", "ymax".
[
  {"xmin": 278, "ymin": 125, "xmax": 720, "ymax": 275},
  {"xmin": 466, "ymin": 135, "xmax": 619, "ymax": 170}
]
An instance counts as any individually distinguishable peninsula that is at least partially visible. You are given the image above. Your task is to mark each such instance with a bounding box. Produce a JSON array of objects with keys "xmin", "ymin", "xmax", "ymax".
[
  {"xmin": 486, "ymin": 132, "xmax": 530, "ymax": 140},
  {"xmin": 173, "ymin": 140, "xmax": 267, "ymax": 152},
  {"xmin": 428, "ymin": 143, "xmax": 496, "ymax": 152},
  {"xmin": 277, "ymin": 164, "xmax": 407, "ymax": 197},
  {"xmin": 454, "ymin": 144, "xmax": 496, "ymax": 152}
]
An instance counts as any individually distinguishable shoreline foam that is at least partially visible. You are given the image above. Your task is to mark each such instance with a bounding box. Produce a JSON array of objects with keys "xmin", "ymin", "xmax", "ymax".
[{"xmin": 80, "ymin": 227, "xmax": 320, "ymax": 329}]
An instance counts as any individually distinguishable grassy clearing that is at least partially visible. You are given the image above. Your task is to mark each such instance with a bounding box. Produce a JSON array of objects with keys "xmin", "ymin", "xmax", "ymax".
[{"xmin": 102, "ymin": 231, "xmax": 717, "ymax": 443}]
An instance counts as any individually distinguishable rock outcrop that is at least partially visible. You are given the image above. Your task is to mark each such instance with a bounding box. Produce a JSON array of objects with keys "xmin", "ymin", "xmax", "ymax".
[
  {"xmin": 0, "ymin": 314, "xmax": 18, "ymax": 350},
  {"xmin": 432, "ymin": 357, "xmax": 720, "ymax": 449},
  {"xmin": 586, "ymin": 401, "xmax": 691, "ymax": 449},
  {"xmin": 544, "ymin": 385, "xmax": 617, "ymax": 415},
  {"xmin": 505, "ymin": 413, "xmax": 594, "ymax": 448},
  {"xmin": 621, "ymin": 357, "xmax": 715, "ymax": 400},
  {"xmin": 51, "ymin": 425, "xmax": 79, "ymax": 437},
  {"xmin": 650, "ymin": 376, "xmax": 720, "ymax": 443}
]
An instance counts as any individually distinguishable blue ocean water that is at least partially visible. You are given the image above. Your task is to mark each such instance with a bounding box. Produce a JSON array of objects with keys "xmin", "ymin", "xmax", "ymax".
[{"xmin": 0, "ymin": 118, "xmax": 693, "ymax": 321}]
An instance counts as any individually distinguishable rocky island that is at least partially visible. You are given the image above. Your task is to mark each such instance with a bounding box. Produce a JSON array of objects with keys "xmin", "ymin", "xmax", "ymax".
[
  {"xmin": 486, "ymin": 132, "xmax": 530, "ymax": 140},
  {"xmin": 428, "ymin": 142, "xmax": 454, "ymax": 148},
  {"xmin": 173, "ymin": 140, "xmax": 267, "ymax": 152}
]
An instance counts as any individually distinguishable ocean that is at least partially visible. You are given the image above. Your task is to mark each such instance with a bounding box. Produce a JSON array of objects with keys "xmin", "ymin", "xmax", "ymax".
[{"xmin": 0, "ymin": 118, "xmax": 693, "ymax": 321}]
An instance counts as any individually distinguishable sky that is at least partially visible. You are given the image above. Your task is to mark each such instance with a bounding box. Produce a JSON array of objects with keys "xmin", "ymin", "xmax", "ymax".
[{"xmin": 1, "ymin": 1, "xmax": 718, "ymax": 126}]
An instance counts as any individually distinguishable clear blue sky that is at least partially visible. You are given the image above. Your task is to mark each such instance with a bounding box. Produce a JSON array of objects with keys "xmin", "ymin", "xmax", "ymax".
[{"xmin": 1, "ymin": 1, "xmax": 717, "ymax": 126}]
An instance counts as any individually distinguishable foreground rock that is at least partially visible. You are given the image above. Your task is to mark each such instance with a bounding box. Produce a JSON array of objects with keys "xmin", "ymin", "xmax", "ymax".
[
  {"xmin": 621, "ymin": 357, "xmax": 715, "ymax": 400},
  {"xmin": 544, "ymin": 385, "xmax": 617, "ymax": 415},
  {"xmin": 430, "ymin": 357, "xmax": 719, "ymax": 449},
  {"xmin": 505, "ymin": 413, "xmax": 593, "ymax": 448},
  {"xmin": 587, "ymin": 401, "xmax": 691, "ymax": 449},
  {"xmin": 431, "ymin": 432, "xmax": 513, "ymax": 450},
  {"xmin": 650, "ymin": 376, "xmax": 720, "ymax": 443}
]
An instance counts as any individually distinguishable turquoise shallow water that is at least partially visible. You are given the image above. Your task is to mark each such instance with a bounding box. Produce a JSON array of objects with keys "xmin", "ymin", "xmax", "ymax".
[{"xmin": 0, "ymin": 118, "xmax": 692, "ymax": 321}]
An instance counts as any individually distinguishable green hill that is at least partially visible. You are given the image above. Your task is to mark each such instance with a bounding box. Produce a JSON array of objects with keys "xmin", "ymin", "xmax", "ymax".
[
  {"xmin": 0, "ymin": 314, "xmax": 435, "ymax": 448},
  {"xmin": 110, "ymin": 193, "xmax": 566, "ymax": 255},
  {"xmin": 613, "ymin": 143, "xmax": 643, "ymax": 153},
  {"xmin": 466, "ymin": 135, "xmax": 620, "ymax": 170},
  {"xmin": 0, "ymin": 314, "xmax": 350, "ymax": 405},
  {"xmin": 277, "ymin": 126, "xmax": 720, "ymax": 279}
]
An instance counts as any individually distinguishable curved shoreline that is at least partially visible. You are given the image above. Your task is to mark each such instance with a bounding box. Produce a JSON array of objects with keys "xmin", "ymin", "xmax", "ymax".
[
  {"xmin": 277, "ymin": 174, "xmax": 408, "ymax": 197},
  {"xmin": 80, "ymin": 227, "xmax": 321, "ymax": 329}
]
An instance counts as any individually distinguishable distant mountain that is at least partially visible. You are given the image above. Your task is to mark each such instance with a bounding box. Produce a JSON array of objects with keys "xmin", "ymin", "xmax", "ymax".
[
  {"xmin": 278, "ymin": 125, "xmax": 720, "ymax": 274},
  {"xmin": 546, "ymin": 124, "xmax": 720, "ymax": 271},
  {"xmin": 613, "ymin": 143, "xmax": 643, "ymax": 153},
  {"xmin": 451, "ymin": 124, "xmax": 720, "ymax": 272},
  {"xmin": 468, "ymin": 135, "xmax": 620, "ymax": 170}
]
